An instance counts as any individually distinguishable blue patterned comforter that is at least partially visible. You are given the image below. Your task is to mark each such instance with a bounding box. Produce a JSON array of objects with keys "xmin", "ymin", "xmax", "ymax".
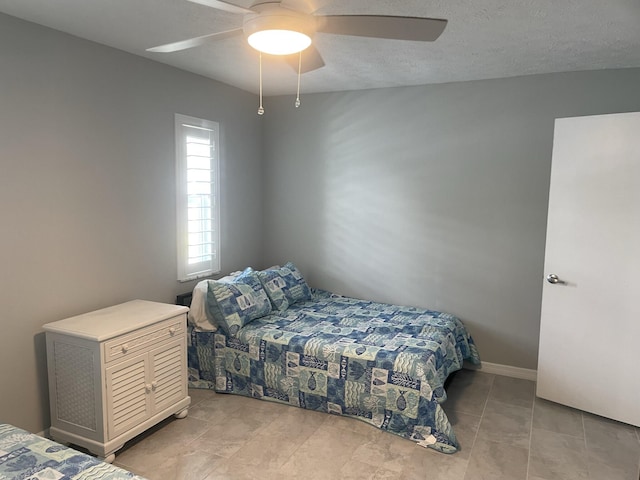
[
  {"xmin": 188, "ymin": 290, "xmax": 480, "ymax": 453},
  {"xmin": 0, "ymin": 424, "xmax": 146, "ymax": 480}
]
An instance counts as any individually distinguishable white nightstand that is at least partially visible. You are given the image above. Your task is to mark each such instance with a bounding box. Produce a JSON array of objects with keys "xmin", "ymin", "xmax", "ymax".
[{"xmin": 43, "ymin": 300, "xmax": 191, "ymax": 463}]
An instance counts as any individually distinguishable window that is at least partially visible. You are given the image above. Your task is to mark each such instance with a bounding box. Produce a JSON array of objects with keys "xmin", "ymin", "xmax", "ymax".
[{"xmin": 175, "ymin": 114, "xmax": 220, "ymax": 281}]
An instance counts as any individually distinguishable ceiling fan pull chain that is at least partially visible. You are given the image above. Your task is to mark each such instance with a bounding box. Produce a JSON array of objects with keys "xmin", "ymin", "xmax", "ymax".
[
  {"xmin": 295, "ymin": 51, "xmax": 302, "ymax": 108},
  {"xmin": 258, "ymin": 52, "xmax": 265, "ymax": 115}
]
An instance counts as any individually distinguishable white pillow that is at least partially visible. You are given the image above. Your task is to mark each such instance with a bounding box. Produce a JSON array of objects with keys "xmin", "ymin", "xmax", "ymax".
[{"xmin": 188, "ymin": 280, "xmax": 216, "ymax": 332}]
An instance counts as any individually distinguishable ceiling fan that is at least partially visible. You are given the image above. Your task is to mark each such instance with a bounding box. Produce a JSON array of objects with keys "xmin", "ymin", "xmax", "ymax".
[{"xmin": 147, "ymin": 0, "xmax": 448, "ymax": 73}]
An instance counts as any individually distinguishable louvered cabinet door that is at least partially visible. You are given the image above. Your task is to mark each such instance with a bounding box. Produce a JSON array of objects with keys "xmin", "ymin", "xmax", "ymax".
[
  {"xmin": 150, "ymin": 337, "xmax": 187, "ymax": 413},
  {"xmin": 105, "ymin": 352, "xmax": 152, "ymax": 440}
]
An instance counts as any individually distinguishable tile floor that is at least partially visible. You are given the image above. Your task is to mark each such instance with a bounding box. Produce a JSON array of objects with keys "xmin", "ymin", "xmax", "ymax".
[{"xmin": 111, "ymin": 370, "xmax": 640, "ymax": 480}]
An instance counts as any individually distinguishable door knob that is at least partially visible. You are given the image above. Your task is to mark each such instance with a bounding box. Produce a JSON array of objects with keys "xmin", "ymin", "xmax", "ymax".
[{"xmin": 546, "ymin": 273, "xmax": 566, "ymax": 285}]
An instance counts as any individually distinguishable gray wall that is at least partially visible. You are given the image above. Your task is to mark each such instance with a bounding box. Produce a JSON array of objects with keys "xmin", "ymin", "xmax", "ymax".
[
  {"xmin": 3, "ymin": 10, "xmax": 640, "ymax": 435},
  {"xmin": 0, "ymin": 13, "xmax": 263, "ymax": 433},
  {"xmin": 262, "ymin": 69, "xmax": 640, "ymax": 370}
]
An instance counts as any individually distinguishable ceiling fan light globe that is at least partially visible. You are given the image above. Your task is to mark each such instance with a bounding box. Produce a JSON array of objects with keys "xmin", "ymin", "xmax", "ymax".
[
  {"xmin": 248, "ymin": 29, "xmax": 311, "ymax": 55},
  {"xmin": 243, "ymin": 3, "xmax": 316, "ymax": 55}
]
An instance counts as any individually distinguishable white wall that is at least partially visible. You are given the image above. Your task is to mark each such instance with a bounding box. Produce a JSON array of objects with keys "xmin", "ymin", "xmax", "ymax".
[
  {"xmin": 0, "ymin": 13, "xmax": 263, "ymax": 433},
  {"xmin": 261, "ymin": 69, "xmax": 640, "ymax": 370}
]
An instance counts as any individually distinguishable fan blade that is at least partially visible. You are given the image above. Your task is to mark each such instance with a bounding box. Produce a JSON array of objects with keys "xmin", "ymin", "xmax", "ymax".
[
  {"xmin": 187, "ymin": 0, "xmax": 253, "ymax": 14},
  {"xmin": 279, "ymin": 0, "xmax": 333, "ymax": 14},
  {"xmin": 284, "ymin": 44, "xmax": 325, "ymax": 73},
  {"xmin": 146, "ymin": 28, "xmax": 243, "ymax": 53},
  {"xmin": 317, "ymin": 15, "xmax": 447, "ymax": 42}
]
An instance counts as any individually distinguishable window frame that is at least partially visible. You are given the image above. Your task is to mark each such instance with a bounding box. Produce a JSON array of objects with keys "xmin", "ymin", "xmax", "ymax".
[{"xmin": 175, "ymin": 113, "xmax": 221, "ymax": 282}]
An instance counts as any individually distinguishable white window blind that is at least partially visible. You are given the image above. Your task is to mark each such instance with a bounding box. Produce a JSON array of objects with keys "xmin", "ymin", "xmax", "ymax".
[{"xmin": 175, "ymin": 114, "xmax": 220, "ymax": 281}]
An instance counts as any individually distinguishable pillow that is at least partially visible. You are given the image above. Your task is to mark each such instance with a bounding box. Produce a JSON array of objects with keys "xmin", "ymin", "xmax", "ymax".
[
  {"xmin": 206, "ymin": 268, "xmax": 272, "ymax": 336},
  {"xmin": 188, "ymin": 280, "xmax": 216, "ymax": 332},
  {"xmin": 217, "ymin": 270, "xmax": 244, "ymax": 283},
  {"xmin": 187, "ymin": 271, "xmax": 244, "ymax": 332},
  {"xmin": 257, "ymin": 262, "xmax": 312, "ymax": 312}
]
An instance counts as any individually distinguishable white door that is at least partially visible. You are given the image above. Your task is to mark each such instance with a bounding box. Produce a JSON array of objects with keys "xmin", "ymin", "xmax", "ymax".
[{"xmin": 537, "ymin": 111, "xmax": 640, "ymax": 427}]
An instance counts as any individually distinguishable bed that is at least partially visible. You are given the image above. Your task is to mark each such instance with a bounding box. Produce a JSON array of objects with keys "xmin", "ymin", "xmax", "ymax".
[
  {"xmin": 186, "ymin": 263, "xmax": 480, "ymax": 454},
  {"xmin": 0, "ymin": 423, "xmax": 145, "ymax": 479}
]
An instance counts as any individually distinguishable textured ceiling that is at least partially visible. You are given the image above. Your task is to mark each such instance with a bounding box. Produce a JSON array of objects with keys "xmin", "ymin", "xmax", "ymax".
[{"xmin": 1, "ymin": 0, "xmax": 639, "ymax": 96}]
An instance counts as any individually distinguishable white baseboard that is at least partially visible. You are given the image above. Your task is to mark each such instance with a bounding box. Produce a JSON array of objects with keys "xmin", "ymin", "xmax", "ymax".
[{"xmin": 464, "ymin": 361, "xmax": 537, "ymax": 382}]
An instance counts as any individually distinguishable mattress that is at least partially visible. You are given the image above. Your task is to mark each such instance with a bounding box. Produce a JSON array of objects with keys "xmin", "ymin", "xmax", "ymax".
[
  {"xmin": 0, "ymin": 423, "xmax": 146, "ymax": 480},
  {"xmin": 188, "ymin": 289, "xmax": 480, "ymax": 453}
]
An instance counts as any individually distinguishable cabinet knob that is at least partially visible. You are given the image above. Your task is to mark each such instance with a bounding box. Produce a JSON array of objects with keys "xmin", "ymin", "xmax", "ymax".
[
  {"xmin": 151, "ymin": 381, "xmax": 158, "ymax": 391},
  {"xmin": 145, "ymin": 384, "xmax": 152, "ymax": 393},
  {"xmin": 169, "ymin": 327, "xmax": 176, "ymax": 335},
  {"xmin": 121, "ymin": 344, "xmax": 129, "ymax": 353}
]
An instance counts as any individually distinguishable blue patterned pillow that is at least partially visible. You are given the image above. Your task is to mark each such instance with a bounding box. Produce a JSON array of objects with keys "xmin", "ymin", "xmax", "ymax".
[
  {"xmin": 206, "ymin": 268, "xmax": 272, "ymax": 336},
  {"xmin": 257, "ymin": 262, "xmax": 312, "ymax": 311}
]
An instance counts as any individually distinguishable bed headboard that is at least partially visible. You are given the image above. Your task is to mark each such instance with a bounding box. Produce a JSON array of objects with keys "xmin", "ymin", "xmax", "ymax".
[{"xmin": 175, "ymin": 291, "xmax": 192, "ymax": 308}]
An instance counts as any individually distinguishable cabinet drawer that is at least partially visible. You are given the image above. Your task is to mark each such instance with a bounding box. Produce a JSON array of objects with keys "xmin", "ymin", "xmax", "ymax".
[{"xmin": 103, "ymin": 315, "xmax": 185, "ymax": 363}]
